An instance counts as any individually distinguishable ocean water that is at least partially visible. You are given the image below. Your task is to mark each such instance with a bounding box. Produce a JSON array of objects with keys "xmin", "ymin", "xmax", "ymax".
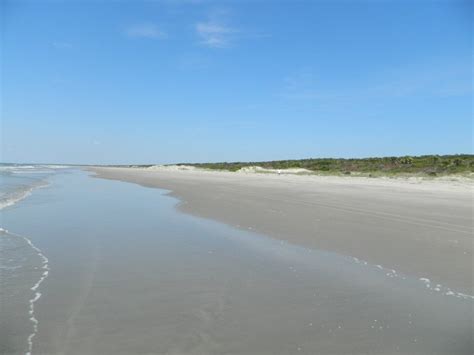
[
  {"xmin": 0, "ymin": 167, "xmax": 472, "ymax": 354},
  {"xmin": 0, "ymin": 164, "xmax": 69, "ymax": 354},
  {"xmin": 0, "ymin": 165, "xmax": 57, "ymax": 210}
]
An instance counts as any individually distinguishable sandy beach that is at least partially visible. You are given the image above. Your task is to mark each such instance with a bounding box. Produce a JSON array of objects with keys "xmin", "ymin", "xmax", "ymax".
[
  {"xmin": 91, "ymin": 166, "xmax": 473, "ymax": 296},
  {"xmin": 2, "ymin": 168, "xmax": 473, "ymax": 354}
]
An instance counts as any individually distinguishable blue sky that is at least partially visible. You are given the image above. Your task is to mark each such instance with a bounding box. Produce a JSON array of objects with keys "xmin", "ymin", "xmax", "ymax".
[{"xmin": 2, "ymin": 0, "xmax": 472, "ymax": 164}]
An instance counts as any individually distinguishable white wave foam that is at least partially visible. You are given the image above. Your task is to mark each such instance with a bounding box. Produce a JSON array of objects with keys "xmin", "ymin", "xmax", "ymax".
[
  {"xmin": 0, "ymin": 228, "xmax": 50, "ymax": 355},
  {"xmin": 0, "ymin": 181, "xmax": 50, "ymax": 211},
  {"xmin": 41, "ymin": 165, "xmax": 70, "ymax": 169},
  {"xmin": 0, "ymin": 189, "xmax": 33, "ymax": 210},
  {"xmin": 0, "ymin": 165, "xmax": 37, "ymax": 171},
  {"xmin": 417, "ymin": 277, "xmax": 474, "ymax": 300},
  {"xmin": 352, "ymin": 257, "xmax": 474, "ymax": 301},
  {"xmin": 0, "ymin": 164, "xmax": 70, "ymax": 172},
  {"xmin": 10, "ymin": 171, "xmax": 54, "ymax": 174},
  {"xmin": 21, "ymin": 235, "xmax": 50, "ymax": 355}
]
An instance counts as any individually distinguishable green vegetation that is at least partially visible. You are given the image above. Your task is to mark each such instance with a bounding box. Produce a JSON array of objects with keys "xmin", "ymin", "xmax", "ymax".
[{"xmin": 179, "ymin": 155, "xmax": 474, "ymax": 176}]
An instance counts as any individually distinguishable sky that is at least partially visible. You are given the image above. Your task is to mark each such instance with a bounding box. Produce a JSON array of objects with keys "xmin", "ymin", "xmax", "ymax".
[{"xmin": 1, "ymin": 0, "xmax": 472, "ymax": 164}]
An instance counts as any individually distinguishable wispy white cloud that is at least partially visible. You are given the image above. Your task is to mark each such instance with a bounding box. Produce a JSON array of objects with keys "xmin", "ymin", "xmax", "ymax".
[
  {"xmin": 125, "ymin": 23, "xmax": 167, "ymax": 39},
  {"xmin": 195, "ymin": 8, "xmax": 268, "ymax": 48},
  {"xmin": 195, "ymin": 21, "xmax": 237, "ymax": 48}
]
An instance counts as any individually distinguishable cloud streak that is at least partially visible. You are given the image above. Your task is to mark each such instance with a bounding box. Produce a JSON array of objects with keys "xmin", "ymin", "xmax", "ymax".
[
  {"xmin": 125, "ymin": 23, "xmax": 167, "ymax": 39},
  {"xmin": 195, "ymin": 21, "xmax": 237, "ymax": 48}
]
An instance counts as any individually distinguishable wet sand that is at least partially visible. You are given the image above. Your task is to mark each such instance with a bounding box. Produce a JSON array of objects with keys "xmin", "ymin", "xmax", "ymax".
[
  {"xmin": 91, "ymin": 167, "xmax": 473, "ymax": 295},
  {"xmin": 2, "ymin": 169, "xmax": 473, "ymax": 354}
]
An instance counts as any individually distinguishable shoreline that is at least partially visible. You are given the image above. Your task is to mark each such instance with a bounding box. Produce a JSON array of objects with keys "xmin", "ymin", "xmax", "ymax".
[{"xmin": 89, "ymin": 166, "xmax": 473, "ymax": 295}]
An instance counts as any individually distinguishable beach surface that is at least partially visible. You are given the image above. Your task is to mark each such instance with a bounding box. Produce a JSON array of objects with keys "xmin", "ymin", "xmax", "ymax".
[
  {"xmin": 2, "ymin": 167, "xmax": 473, "ymax": 354},
  {"xmin": 91, "ymin": 166, "xmax": 473, "ymax": 295}
]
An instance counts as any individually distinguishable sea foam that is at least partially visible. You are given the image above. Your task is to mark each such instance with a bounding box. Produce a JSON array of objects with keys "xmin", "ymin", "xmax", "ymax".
[
  {"xmin": 0, "ymin": 180, "xmax": 50, "ymax": 211},
  {"xmin": 352, "ymin": 256, "xmax": 474, "ymax": 301},
  {"xmin": 0, "ymin": 228, "xmax": 50, "ymax": 355}
]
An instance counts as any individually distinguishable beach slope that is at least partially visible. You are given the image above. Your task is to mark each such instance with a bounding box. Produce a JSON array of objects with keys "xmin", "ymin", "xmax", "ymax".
[{"xmin": 91, "ymin": 166, "xmax": 473, "ymax": 295}]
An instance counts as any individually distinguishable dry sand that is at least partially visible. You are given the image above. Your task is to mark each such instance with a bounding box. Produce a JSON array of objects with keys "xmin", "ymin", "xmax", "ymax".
[{"xmin": 91, "ymin": 166, "xmax": 473, "ymax": 295}]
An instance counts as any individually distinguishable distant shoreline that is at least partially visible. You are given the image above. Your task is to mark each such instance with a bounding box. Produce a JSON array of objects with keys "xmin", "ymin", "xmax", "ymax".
[
  {"xmin": 85, "ymin": 154, "xmax": 474, "ymax": 178},
  {"xmin": 4, "ymin": 154, "xmax": 473, "ymax": 178}
]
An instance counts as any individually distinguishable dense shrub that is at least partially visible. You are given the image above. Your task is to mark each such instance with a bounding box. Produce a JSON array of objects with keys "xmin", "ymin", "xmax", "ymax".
[{"xmin": 179, "ymin": 154, "xmax": 474, "ymax": 176}]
